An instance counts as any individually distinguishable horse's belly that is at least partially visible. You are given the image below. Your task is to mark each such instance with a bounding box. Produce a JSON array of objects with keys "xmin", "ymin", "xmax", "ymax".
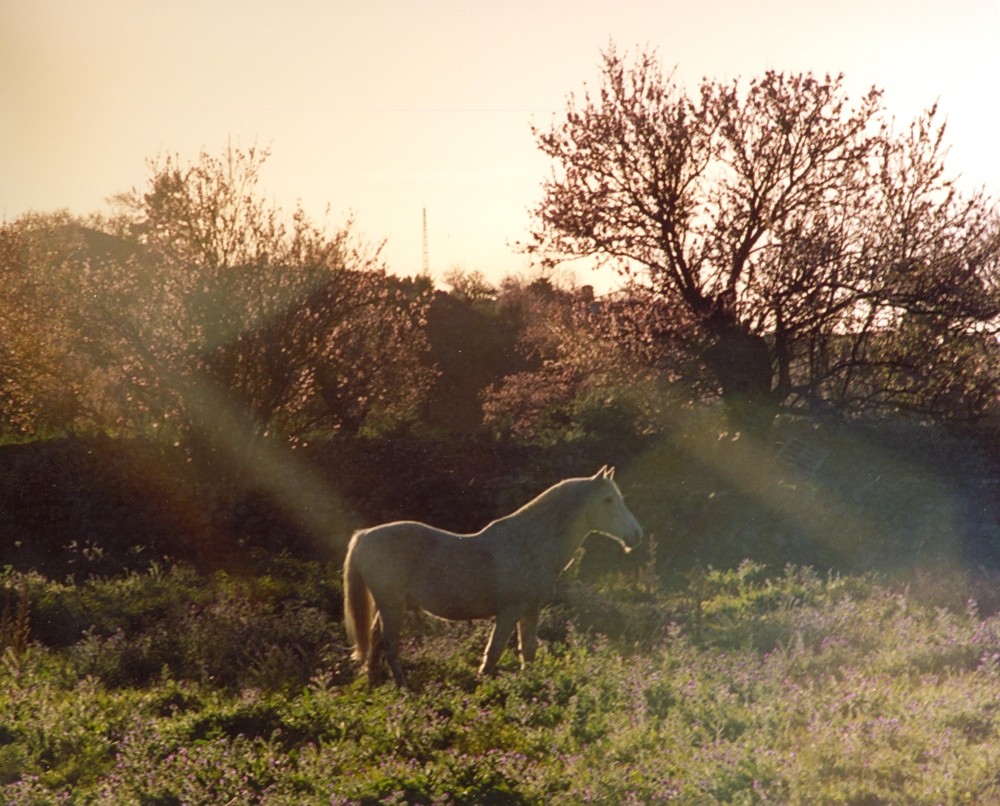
[
  {"xmin": 417, "ymin": 591, "xmax": 497, "ymax": 621},
  {"xmin": 411, "ymin": 575, "xmax": 497, "ymax": 621},
  {"xmin": 359, "ymin": 524, "xmax": 501, "ymax": 621},
  {"xmin": 424, "ymin": 602, "xmax": 496, "ymax": 621},
  {"xmin": 395, "ymin": 538, "xmax": 497, "ymax": 621}
]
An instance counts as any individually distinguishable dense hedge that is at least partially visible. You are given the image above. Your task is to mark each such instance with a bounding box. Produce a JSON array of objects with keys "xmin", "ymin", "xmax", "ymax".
[
  {"xmin": 3, "ymin": 414, "xmax": 1000, "ymax": 582},
  {"xmin": 0, "ymin": 430, "xmax": 647, "ymax": 578}
]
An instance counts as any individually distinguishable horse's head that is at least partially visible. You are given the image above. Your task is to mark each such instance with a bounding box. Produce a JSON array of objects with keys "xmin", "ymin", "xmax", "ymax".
[{"xmin": 583, "ymin": 466, "xmax": 643, "ymax": 552}]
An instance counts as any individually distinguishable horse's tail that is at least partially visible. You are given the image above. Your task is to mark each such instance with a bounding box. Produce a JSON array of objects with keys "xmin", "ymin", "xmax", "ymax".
[{"xmin": 343, "ymin": 533, "xmax": 373, "ymax": 665}]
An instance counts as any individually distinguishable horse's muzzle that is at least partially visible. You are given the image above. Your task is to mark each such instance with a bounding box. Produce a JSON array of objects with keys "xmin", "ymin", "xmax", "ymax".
[{"xmin": 622, "ymin": 526, "xmax": 644, "ymax": 553}]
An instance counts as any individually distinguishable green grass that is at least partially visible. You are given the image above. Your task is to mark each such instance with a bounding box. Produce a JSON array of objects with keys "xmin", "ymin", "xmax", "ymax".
[{"xmin": 4, "ymin": 559, "xmax": 1000, "ymax": 803}]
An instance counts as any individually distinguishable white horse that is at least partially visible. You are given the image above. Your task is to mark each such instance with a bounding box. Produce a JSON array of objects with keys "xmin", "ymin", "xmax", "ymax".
[{"xmin": 343, "ymin": 466, "xmax": 643, "ymax": 687}]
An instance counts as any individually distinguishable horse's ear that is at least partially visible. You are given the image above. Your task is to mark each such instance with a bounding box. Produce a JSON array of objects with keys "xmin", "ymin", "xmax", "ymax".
[{"xmin": 596, "ymin": 465, "xmax": 614, "ymax": 479}]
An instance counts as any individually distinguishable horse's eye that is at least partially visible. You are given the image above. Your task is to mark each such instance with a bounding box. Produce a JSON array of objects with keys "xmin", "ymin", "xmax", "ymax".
[{"xmin": 603, "ymin": 496, "xmax": 614, "ymax": 505}]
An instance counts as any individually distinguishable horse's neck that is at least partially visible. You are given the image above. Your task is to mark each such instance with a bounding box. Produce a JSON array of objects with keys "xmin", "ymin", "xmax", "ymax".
[{"xmin": 488, "ymin": 482, "xmax": 589, "ymax": 568}]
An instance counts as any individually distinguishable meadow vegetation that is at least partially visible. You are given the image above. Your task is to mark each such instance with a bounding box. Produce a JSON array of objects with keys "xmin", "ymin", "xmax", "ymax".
[{"xmin": 5, "ymin": 552, "xmax": 1000, "ymax": 803}]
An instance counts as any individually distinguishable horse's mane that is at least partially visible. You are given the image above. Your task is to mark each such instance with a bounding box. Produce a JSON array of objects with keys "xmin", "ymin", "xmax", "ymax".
[{"xmin": 484, "ymin": 477, "xmax": 594, "ymax": 533}]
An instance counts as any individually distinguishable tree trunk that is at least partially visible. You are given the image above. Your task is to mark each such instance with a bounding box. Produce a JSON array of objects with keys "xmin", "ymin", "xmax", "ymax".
[{"xmin": 702, "ymin": 320, "xmax": 775, "ymax": 437}]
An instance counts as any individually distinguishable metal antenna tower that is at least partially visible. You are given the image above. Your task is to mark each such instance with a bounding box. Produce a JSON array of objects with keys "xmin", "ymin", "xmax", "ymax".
[{"xmin": 421, "ymin": 207, "xmax": 430, "ymax": 276}]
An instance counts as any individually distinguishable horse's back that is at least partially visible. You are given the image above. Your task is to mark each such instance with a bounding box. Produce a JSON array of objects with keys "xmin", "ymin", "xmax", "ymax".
[
  {"xmin": 350, "ymin": 521, "xmax": 500, "ymax": 620},
  {"xmin": 351, "ymin": 521, "xmax": 464, "ymax": 566}
]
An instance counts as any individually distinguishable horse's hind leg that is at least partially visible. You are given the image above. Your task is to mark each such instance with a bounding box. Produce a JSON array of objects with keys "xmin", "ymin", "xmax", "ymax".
[
  {"xmin": 367, "ymin": 613, "xmax": 385, "ymax": 686},
  {"xmin": 378, "ymin": 606, "xmax": 407, "ymax": 688}
]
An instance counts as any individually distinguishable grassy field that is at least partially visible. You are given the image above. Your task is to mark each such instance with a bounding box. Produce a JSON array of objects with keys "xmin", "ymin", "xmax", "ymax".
[{"xmin": 3, "ymin": 557, "xmax": 1000, "ymax": 804}]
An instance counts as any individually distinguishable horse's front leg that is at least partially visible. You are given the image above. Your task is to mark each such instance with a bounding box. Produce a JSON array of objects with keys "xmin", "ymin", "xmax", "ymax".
[
  {"xmin": 479, "ymin": 607, "xmax": 519, "ymax": 677},
  {"xmin": 517, "ymin": 605, "xmax": 539, "ymax": 668}
]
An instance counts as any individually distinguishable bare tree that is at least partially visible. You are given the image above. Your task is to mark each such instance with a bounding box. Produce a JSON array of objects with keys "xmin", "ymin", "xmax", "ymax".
[{"xmin": 529, "ymin": 46, "xmax": 1000, "ymax": 430}]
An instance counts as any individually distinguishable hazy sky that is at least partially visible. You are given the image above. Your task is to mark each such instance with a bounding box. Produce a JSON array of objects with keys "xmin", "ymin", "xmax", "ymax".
[{"xmin": 3, "ymin": 0, "xmax": 999, "ymax": 290}]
